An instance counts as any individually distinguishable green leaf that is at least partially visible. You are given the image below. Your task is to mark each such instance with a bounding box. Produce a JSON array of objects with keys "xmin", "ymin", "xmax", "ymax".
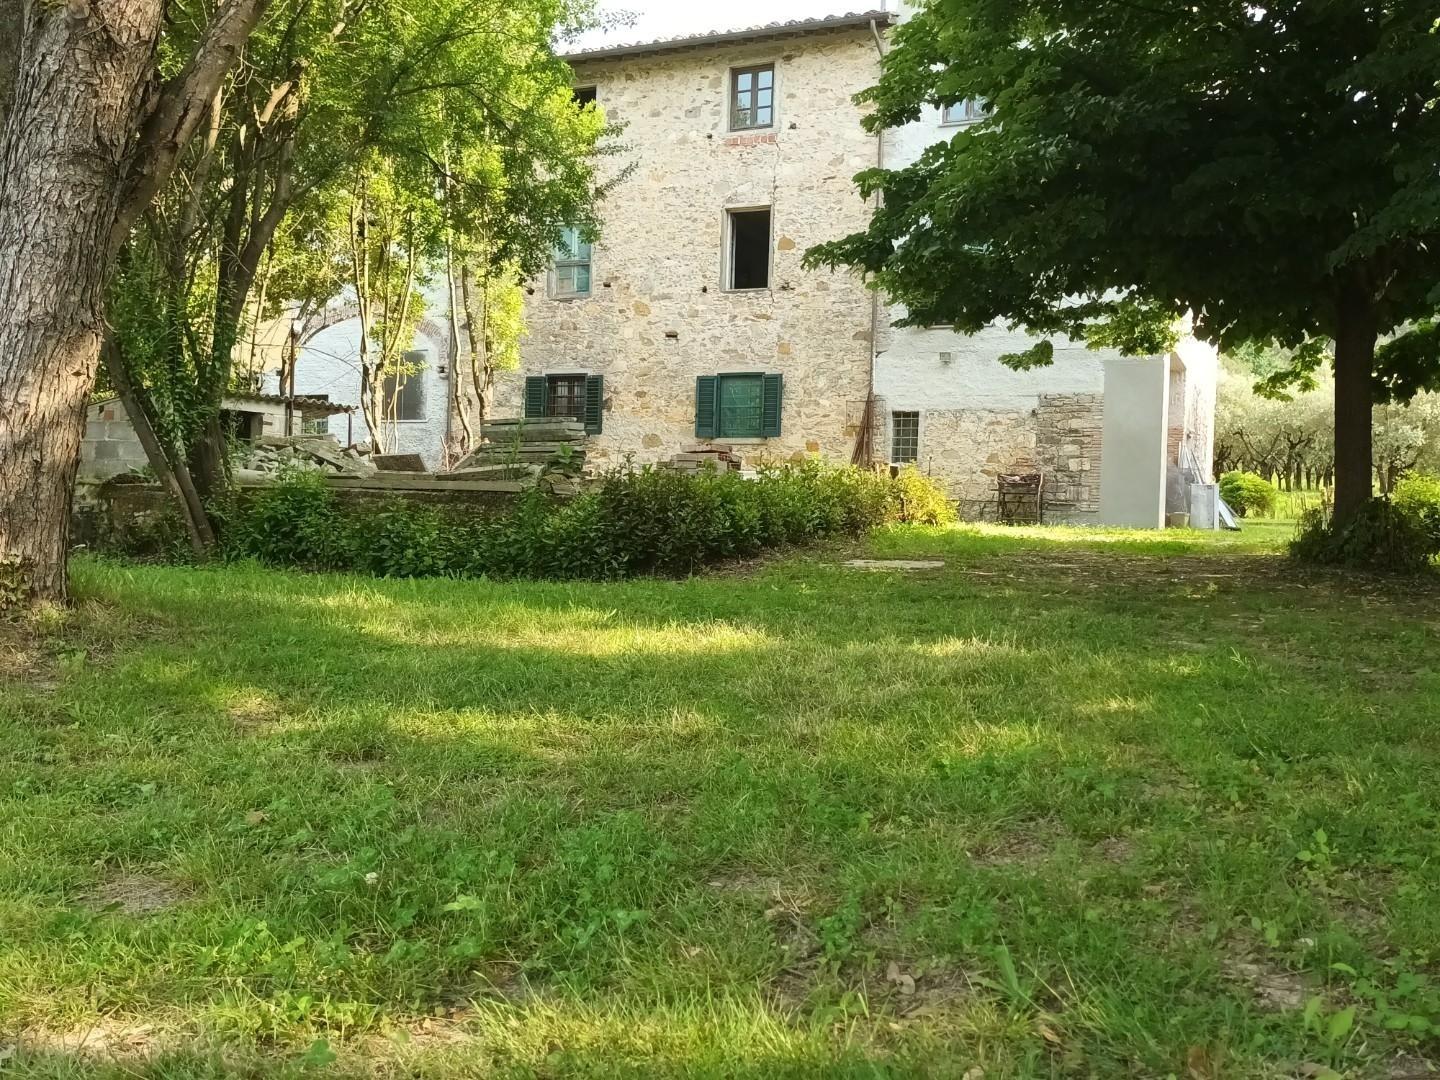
[
  {"xmin": 1327, "ymin": 1005, "xmax": 1356, "ymax": 1044},
  {"xmin": 442, "ymin": 894, "xmax": 484, "ymax": 912}
]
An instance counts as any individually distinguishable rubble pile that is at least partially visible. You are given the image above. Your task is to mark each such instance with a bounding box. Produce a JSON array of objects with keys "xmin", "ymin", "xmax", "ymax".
[{"xmin": 235, "ymin": 436, "xmax": 376, "ymax": 481}]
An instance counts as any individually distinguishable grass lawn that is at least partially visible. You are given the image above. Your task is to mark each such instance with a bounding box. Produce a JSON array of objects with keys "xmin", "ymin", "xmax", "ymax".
[{"xmin": 3, "ymin": 522, "xmax": 1439, "ymax": 1077}]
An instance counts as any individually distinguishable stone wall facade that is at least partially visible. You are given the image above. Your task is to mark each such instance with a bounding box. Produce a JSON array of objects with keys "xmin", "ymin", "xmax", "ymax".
[
  {"xmin": 1036, "ymin": 393, "xmax": 1105, "ymax": 517},
  {"xmin": 876, "ymin": 393, "xmax": 1104, "ymax": 522},
  {"xmin": 492, "ymin": 28, "xmax": 881, "ymax": 469}
]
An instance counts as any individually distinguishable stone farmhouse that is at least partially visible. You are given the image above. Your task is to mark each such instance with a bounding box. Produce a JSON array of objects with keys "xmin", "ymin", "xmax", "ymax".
[
  {"xmin": 492, "ymin": 4, "xmax": 1218, "ymax": 526},
  {"xmin": 242, "ymin": 4, "xmax": 1218, "ymax": 528}
]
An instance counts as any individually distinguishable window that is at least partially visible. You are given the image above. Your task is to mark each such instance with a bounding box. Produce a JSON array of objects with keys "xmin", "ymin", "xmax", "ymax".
[
  {"xmin": 523, "ymin": 373, "xmax": 604, "ymax": 434},
  {"xmin": 301, "ymin": 416, "xmax": 330, "ymax": 436},
  {"xmin": 726, "ymin": 208, "xmax": 771, "ymax": 290},
  {"xmin": 552, "ymin": 226, "xmax": 592, "ymax": 297},
  {"xmin": 695, "ymin": 373, "xmax": 783, "ymax": 439},
  {"xmin": 718, "ymin": 374, "xmax": 764, "ymax": 439},
  {"xmin": 381, "ymin": 352, "xmax": 427, "ymax": 421},
  {"xmin": 941, "ymin": 98, "xmax": 989, "ymax": 126},
  {"xmin": 573, "ymin": 86, "xmax": 596, "ymax": 108},
  {"xmin": 891, "ymin": 411, "xmax": 919, "ymax": 464},
  {"xmin": 730, "ymin": 64, "xmax": 774, "ymax": 130},
  {"xmin": 546, "ymin": 374, "xmax": 587, "ymax": 420}
]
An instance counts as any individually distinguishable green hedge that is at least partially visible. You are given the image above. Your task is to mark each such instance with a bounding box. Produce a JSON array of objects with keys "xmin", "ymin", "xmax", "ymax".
[{"xmin": 220, "ymin": 461, "xmax": 952, "ymax": 580}]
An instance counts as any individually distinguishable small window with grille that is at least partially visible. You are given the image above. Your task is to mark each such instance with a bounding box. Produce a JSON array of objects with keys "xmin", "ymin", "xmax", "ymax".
[
  {"xmin": 891, "ymin": 411, "xmax": 920, "ymax": 464},
  {"xmin": 545, "ymin": 374, "xmax": 587, "ymax": 420}
]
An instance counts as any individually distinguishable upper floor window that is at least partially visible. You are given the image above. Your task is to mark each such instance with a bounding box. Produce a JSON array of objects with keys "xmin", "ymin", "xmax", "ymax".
[
  {"xmin": 941, "ymin": 98, "xmax": 989, "ymax": 126},
  {"xmin": 730, "ymin": 64, "xmax": 774, "ymax": 131},
  {"xmin": 726, "ymin": 208, "xmax": 771, "ymax": 290},
  {"xmin": 553, "ymin": 226, "xmax": 592, "ymax": 298},
  {"xmin": 573, "ymin": 86, "xmax": 597, "ymax": 108}
]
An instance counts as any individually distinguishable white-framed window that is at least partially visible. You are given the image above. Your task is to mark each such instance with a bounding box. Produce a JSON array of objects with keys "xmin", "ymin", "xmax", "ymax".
[
  {"xmin": 730, "ymin": 63, "xmax": 775, "ymax": 131},
  {"xmin": 725, "ymin": 207, "xmax": 772, "ymax": 291},
  {"xmin": 891, "ymin": 411, "xmax": 920, "ymax": 464},
  {"xmin": 941, "ymin": 98, "xmax": 989, "ymax": 126},
  {"xmin": 552, "ymin": 226, "xmax": 592, "ymax": 298}
]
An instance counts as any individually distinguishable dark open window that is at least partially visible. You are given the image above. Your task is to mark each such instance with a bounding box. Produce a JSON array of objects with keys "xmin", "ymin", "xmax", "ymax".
[
  {"xmin": 573, "ymin": 86, "xmax": 597, "ymax": 108},
  {"xmin": 381, "ymin": 351, "xmax": 427, "ymax": 421},
  {"xmin": 730, "ymin": 64, "xmax": 774, "ymax": 130},
  {"xmin": 727, "ymin": 208, "xmax": 771, "ymax": 290}
]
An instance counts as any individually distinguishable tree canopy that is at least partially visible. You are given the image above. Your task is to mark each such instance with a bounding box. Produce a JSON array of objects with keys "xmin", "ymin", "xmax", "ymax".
[{"xmin": 808, "ymin": 0, "xmax": 1440, "ymax": 520}]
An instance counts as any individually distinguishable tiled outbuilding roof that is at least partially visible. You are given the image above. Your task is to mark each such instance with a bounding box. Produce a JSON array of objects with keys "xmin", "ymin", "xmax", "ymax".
[{"xmin": 564, "ymin": 10, "xmax": 895, "ymax": 62}]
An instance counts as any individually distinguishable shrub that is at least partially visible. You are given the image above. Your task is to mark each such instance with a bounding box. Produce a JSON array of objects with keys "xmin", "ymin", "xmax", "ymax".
[
  {"xmin": 889, "ymin": 466, "xmax": 957, "ymax": 525},
  {"xmin": 1393, "ymin": 473, "xmax": 1440, "ymax": 550},
  {"xmin": 1290, "ymin": 498, "xmax": 1440, "ymax": 573},
  {"xmin": 1220, "ymin": 471, "xmax": 1279, "ymax": 518},
  {"xmin": 219, "ymin": 459, "xmax": 910, "ymax": 581},
  {"xmin": 218, "ymin": 468, "xmax": 351, "ymax": 570}
]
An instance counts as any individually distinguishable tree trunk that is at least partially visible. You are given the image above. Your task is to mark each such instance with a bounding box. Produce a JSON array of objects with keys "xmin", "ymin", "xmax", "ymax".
[
  {"xmin": 102, "ymin": 338, "xmax": 215, "ymax": 558},
  {"xmin": 460, "ymin": 261, "xmax": 493, "ymax": 428},
  {"xmin": 0, "ymin": 3, "xmax": 168, "ymax": 605},
  {"xmin": 1332, "ymin": 278, "xmax": 1378, "ymax": 524},
  {"xmin": 0, "ymin": 0, "xmax": 266, "ymax": 606}
]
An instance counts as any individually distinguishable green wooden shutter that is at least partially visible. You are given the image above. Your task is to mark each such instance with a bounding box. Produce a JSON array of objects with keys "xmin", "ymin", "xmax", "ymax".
[
  {"xmin": 583, "ymin": 374, "xmax": 604, "ymax": 435},
  {"xmin": 695, "ymin": 375, "xmax": 718, "ymax": 438},
  {"xmin": 524, "ymin": 376, "xmax": 547, "ymax": 418},
  {"xmin": 761, "ymin": 373, "xmax": 783, "ymax": 437}
]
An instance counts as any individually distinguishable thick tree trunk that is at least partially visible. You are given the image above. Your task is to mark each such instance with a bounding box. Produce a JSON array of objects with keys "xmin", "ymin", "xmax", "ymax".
[
  {"xmin": 0, "ymin": 0, "xmax": 266, "ymax": 605},
  {"xmin": 1332, "ymin": 279, "xmax": 1379, "ymax": 524},
  {"xmin": 0, "ymin": 3, "xmax": 168, "ymax": 605}
]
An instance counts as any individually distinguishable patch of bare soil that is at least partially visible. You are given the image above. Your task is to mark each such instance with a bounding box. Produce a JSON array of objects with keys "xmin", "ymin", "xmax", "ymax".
[
  {"xmin": 2, "ymin": 599, "xmax": 163, "ymax": 695},
  {"xmin": 0, "ymin": 617, "xmax": 57, "ymax": 692},
  {"xmin": 13, "ymin": 1019, "xmax": 159, "ymax": 1058},
  {"xmin": 1222, "ymin": 948, "xmax": 1314, "ymax": 1011},
  {"xmin": 1383, "ymin": 1051, "xmax": 1440, "ymax": 1078},
  {"xmin": 226, "ymin": 694, "xmax": 287, "ymax": 730},
  {"xmin": 967, "ymin": 821, "xmax": 1069, "ymax": 868},
  {"xmin": 79, "ymin": 871, "xmax": 186, "ymax": 916}
]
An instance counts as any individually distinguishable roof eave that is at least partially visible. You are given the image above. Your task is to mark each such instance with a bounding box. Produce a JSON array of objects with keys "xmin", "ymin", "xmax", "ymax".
[{"xmin": 563, "ymin": 11, "xmax": 895, "ymax": 65}]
